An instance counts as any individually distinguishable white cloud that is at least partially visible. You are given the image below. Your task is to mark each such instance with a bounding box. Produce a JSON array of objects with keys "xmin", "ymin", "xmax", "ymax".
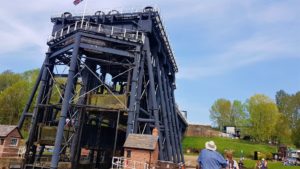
[
  {"xmin": 0, "ymin": 0, "xmax": 299, "ymax": 77},
  {"xmin": 178, "ymin": 35, "xmax": 300, "ymax": 79},
  {"xmin": 0, "ymin": 13, "xmax": 46, "ymax": 55},
  {"xmin": 176, "ymin": 1, "xmax": 300, "ymax": 80}
]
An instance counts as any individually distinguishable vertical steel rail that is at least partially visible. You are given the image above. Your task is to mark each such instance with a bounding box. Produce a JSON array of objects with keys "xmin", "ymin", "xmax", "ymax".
[
  {"xmin": 50, "ymin": 34, "xmax": 81, "ymax": 169},
  {"xmin": 160, "ymin": 66, "xmax": 178, "ymax": 163},
  {"xmin": 144, "ymin": 38, "xmax": 163, "ymax": 160},
  {"xmin": 70, "ymin": 59, "xmax": 95, "ymax": 169},
  {"xmin": 165, "ymin": 73, "xmax": 182, "ymax": 163},
  {"xmin": 133, "ymin": 55, "xmax": 145, "ymax": 133},
  {"xmin": 113, "ymin": 111, "xmax": 121, "ymax": 155},
  {"xmin": 126, "ymin": 46, "xmax": 141, "ymax": 135},
  {"xmin": 154, "ymin": 55, "xmax": 173, "ymax": 162},
  {"xmin": 171, "ymin": 84, "xmax": 185, "ymax": 163},
  {"xmin": 25, "ymin": 57, "xmax": 50, "ymax": 164}
]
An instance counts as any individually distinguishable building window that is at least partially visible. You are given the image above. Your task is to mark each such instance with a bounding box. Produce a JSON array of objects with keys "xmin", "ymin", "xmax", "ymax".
[
  {"xmin": 0, "ymin": 138, "xmax": 4, "ymax": 145},
  {"xmin": 126, "ymin": 150, "xmax": 131, "ymax": 158},
  {"xmin": 10, "ymin": 138, "xmax": 18, "ymax": 146}
]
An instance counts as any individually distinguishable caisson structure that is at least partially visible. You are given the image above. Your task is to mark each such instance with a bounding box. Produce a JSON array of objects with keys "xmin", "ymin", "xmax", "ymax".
[{"xmin": 18, "ymin": 7, "xmax": 187, "ymax": 169}]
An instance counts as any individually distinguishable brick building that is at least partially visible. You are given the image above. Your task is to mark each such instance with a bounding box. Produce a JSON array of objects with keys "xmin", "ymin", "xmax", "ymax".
[
  {"xmin": 0, "ymin": 125, "xmax": 23, "ymax": 157},
  {"xmin": 123, "ymin": 130, "xmax": 159, "ymax": 169},
  {"xmin": 185, "ymin": 124, "xmax": 221, "ymax": 137}
]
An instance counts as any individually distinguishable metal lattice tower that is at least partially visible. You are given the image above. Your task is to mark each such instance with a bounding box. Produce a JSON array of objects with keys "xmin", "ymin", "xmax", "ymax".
[{"xmin": 18, "ymin": 7, "xmax": 187, "ymax": 169}]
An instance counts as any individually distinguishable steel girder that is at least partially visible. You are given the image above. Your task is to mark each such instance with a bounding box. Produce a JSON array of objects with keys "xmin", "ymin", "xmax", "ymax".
[{"xmin": 18, "ymin": 7, "xmax": 187, "ymax": 169}]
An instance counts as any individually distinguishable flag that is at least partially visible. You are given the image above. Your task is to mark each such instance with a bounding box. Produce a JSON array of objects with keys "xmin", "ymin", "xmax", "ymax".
[{"xmin": 73, "ymin": 0, "xmax": 83, "ymax": 5}]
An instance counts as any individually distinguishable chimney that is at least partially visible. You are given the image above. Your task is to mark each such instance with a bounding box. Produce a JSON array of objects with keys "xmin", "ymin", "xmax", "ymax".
[{"xmin": 152, "ymin": 127, "xmax": 159, "ymax": 136}]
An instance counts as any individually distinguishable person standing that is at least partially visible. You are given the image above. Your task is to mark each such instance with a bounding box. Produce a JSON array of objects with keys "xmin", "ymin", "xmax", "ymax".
[
  {"xmin": 198, "ymin": 141, "xmax": 227, "ymax": 169},
  {"xmin": 260, "ymin": 158, "xmax": 268, "ymax": 169},
  {"xmin": 225, "ymin": 151, "xmax": 239, "ymax": 169}
]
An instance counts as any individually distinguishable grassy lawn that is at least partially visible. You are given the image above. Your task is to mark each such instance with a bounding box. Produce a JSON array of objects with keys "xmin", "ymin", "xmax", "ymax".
[
  {"xmin": 184, "ymin": 155, "xmax": 300, "ymax": 169},
  {"xmin": 182, "ymin": 137, "xmax": 276, "ymax": 158},
  {"xmin": 243, "ymin": 159, "xmax": 300, "ymax": 169},
  {"xmin": 182, "ymin": 137, "xmax": 300, "ymax": 168}
]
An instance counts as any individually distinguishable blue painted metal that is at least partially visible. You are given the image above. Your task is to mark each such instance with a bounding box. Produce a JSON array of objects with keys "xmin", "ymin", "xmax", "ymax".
[{"xmin": 19, "ymin": 7, "xmax": 187, "ymax": 169}]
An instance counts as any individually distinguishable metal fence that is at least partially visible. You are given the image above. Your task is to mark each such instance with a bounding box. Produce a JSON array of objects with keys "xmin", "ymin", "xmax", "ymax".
[{"xmin": 48, "ymin": 21, "xmax": 145, "ymax": 43}]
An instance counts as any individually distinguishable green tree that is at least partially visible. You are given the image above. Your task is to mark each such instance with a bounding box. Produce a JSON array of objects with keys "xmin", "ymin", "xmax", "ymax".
[
  {"xmin": 0, "ymin": 80, "xmax": 31, "ymax": 124},
  {"xmin": 292, "ymin": 120, "xmax": 300, "ymax": 148},
  {"xmin": 210, "ymin": 99, "xmax": 246, "ymax": 130},
  {"xmin": 247, "ymin": 94, "xmax": 280, "ymax": 142},
  {"xmin": 274, "ymin": 114, "xmax": 292, "ymax": 144},
  {"xmin": 0, "ymin": 69, "xmax": 39, "ymax": 125},
  {"xmin": 22, "ymin": 69, "xmax": 40, "ymax": 83},
  {"xmin": 0, "ymin": 70, "xmax": 22, "ymax": 92},
  {"xmin": 231, "ymin": 100, "xmax": 248, "ymax": 127},
  {"xmin": 210, "ymin": 99, "xmax": 231, "ymax": 130}
]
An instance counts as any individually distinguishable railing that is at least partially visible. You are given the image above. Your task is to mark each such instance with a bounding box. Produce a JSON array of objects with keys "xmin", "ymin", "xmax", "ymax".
[
  {"xmin": 24, "ymin": 157, "xmax": 52, "ymax": 169},
  {"xmin": 154, "ymin": 14, "xmax": 178, "ymax": 72},
  {"xmin": 51, "ymin": 6, "xmax": 160, "ymax": 18},
  {"xmin": 48, "ymin": 21, "xmax": 145, "ymax": 43},
  {"xmin": 24, "ymin": 164, "xmax": 50, "ymax": 169},
  {"xmin": 49, "ymin": 7, "xmax": 177, "ymax": 72},
  {"xmin": 111, "ymin": 157, "xmax": 185, "ymax": 169},
  {"xmin": 111, "ymin": 156, "xmax": 149, "ymax": 169}
]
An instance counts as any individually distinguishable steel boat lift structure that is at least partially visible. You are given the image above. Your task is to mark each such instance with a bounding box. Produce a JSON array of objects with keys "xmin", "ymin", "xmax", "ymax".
[{"xmin": 18, "ymin": 6, "xmax": 188, "ymax": 169}]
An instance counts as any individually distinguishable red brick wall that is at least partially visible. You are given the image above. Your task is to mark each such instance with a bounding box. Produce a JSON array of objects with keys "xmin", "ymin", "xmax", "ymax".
[
  {"xmin": 124, "ymin": 148, "xmax": 159, "ymax": 169},
  {"xmin": 0, "ymin": 128, "xmax": 21, "ymax": 157},
  {"xmin": 185, "ymin": 124, "xmax": 221, "ymax": 137},
  {"xmin": 152, "ymin": 144, "xmax": 159, "ymax": 164}
]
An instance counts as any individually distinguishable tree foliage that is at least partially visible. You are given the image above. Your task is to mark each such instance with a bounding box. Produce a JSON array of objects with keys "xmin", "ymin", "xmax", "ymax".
[
  {"xmin": 275, "ymin": 90, "xmax": 300, "ymax": 146},
  {"xmin": 274, "ymin": 113, "xmax": 292, "ymax": 144},
  {"xmin": 247, "ymin": 94, "xmax": 280, "ymax": 142},
  {"xmin": 0, "ymin": 81, "xmax": 30, "ymax": 124},
  {"xmin": 210, "ymin": 99, "xmax": 246, "ymax": 130},
  {"xmin": 0, "ymin": 70, "xmax": 22, "ymax": 92},
  {"xmin": 0, "ymin": 69, "xmax": 39, "ymax": 125}
]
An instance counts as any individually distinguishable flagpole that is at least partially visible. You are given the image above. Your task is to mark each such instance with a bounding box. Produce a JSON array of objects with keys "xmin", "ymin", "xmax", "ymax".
[{"xmin": 80, "ymin": 0, "xmax": 88, "ymax": 28}]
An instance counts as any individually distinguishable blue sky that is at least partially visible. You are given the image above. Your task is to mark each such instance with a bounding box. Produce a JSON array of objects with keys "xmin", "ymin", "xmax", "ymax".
[{"xmin": 1, "ymin": 0, "xmax": 300, "ymax": 124}]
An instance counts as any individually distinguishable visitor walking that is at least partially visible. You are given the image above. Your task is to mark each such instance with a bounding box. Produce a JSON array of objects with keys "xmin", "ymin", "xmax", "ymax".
[{"xmin": 198, "ymin": 141, "xmax": 227, "ymax": 169}]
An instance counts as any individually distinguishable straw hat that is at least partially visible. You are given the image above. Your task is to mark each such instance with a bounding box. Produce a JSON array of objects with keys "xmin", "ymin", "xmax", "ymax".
[{"xmin": 205, "ymin": 141, "xmax": 217, "ymax": 151}]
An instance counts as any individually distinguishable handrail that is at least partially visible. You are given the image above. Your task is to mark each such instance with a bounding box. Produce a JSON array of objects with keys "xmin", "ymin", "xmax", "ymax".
[
  {"xmin": 48, "ymin": 21, "xmax": 145, "ymax": 43},
  {"xmin": 111, "ymin": 156, "xmax": 149, "ymax": 169}
]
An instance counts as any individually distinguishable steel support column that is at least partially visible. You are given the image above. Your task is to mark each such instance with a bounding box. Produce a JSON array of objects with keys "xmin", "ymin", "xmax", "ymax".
[
  {"xmin": 50, "ymin": 34, "xmax": 81, "ymax": 169},
  {"xmin": 25, "ymin": 57, "xmax": 50, "ymax": 164},
  {"xmin": 144, "ymin": 38, "xmax": 164, "ymax": 160},
  {"xmin": 18, "ymin": 64, "xmax": 44, "ymax": 129},
  {"xmin": 154, "ymin": 55, "xmax": 173, "ymax": 161},
  {"xmin": 165, "ymin": 72, "xmax": 182, "ymax": 163},
  {"xmin": 171, "ymin": 85, "xmax": 185, "ymax": 163},
  {"xmin": 161, "ymin": 67, "xmax": 180, "ymax": 163},
  {"xmin": 133, "ymin": 55, "xmax": 145, "ymax": 133},
  {"xmin": 126, "ymin": 47, "xmax": 141, "ymax": 135}
]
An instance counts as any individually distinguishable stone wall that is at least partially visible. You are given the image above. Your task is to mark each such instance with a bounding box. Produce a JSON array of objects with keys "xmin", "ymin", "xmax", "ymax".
[{"xmin": 0, "ymin": 158, "xmax": 23, "ymax": 169}]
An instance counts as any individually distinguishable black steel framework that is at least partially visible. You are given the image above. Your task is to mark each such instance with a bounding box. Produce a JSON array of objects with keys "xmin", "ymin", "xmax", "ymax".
[{"xmin": 18, "ymin": 7, "xmax": 187, "ymax": 169}]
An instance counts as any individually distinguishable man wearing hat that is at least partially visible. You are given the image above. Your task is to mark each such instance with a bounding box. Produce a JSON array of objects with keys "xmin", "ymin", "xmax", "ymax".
[{"xmin": 198, "ymin": 141, "xmax": 227, "ymax": 169}]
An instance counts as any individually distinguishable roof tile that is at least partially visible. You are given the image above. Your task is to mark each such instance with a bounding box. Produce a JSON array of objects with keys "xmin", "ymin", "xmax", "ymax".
[
  {"xmin": 124, "ymin": 134, "xmax": 158, "ymax": 150},
  {"xmin": 0, "ymin": 125, "xmax": 17, "ymax": 137}
]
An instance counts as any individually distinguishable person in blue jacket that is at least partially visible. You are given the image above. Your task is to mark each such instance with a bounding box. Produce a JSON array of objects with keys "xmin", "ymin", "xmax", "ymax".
[{"xmin": 198, "ymin": 141, "xmax": 227, "ymax": 169}]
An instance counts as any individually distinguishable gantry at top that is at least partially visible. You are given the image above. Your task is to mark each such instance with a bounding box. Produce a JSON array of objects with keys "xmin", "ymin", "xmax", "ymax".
[{"xmin": 48, "ymin": 7, "xmax": 178, "ymax": 72}]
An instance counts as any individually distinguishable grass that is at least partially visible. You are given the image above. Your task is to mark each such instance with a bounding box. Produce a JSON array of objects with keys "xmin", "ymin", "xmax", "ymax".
[
  {"xmin": 243, "ymin": 159, "xmax": 300, "ymax": 169},
  {"xmin": 182, "ymin": 136, "xmax": 276, "ymax": 158},
  {"xmin": 182, "ymin": 137, "xmax": 300, "ymax": 168}
]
